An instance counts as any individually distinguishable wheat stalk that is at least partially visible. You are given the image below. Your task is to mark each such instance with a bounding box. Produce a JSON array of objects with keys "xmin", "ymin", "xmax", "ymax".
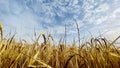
[{"xmin": 0, "ymin": 22, "xmax": 3, "ymax": 40}]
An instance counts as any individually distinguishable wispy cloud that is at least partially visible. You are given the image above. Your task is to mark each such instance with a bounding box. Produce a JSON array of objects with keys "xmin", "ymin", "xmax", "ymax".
[{"xmin": 0, "ymin": 0, "xmax": 120, "ymax": 43}]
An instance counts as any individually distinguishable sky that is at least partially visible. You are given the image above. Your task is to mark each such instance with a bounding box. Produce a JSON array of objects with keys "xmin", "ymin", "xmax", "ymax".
[{"xmin": 0, "ymin": 0, "xmax": 120, "ymax": 44}]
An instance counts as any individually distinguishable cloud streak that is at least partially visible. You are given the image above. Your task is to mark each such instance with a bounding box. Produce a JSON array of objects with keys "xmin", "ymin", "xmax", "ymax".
[{"xmin": 0, "ymin": 0, "xmax": 120, "ymax": 43}]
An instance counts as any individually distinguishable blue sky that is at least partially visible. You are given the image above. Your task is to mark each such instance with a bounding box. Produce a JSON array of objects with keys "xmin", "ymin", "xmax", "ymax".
[{"xmin": 0, "ymin": 0, "xmax": 120, "ymax": 44}]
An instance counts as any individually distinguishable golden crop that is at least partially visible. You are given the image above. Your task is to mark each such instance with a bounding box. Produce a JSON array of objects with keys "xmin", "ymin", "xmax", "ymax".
[
  {"xmin": 0, "ymin": 22, "xmax": 2, "ymax": 31},
  {"xmin": 0, "ymin": 22, "xmax": 120, "ymax": 68}
]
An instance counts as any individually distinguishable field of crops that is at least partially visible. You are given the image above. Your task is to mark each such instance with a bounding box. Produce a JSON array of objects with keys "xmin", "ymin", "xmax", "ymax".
[{"xmin": 0, "ymin": 23, "xmax": 120, "ymax": 68}]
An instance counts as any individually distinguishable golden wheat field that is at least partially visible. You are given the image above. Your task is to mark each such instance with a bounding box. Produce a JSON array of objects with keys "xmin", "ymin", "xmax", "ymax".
[{"xmin": 0, "ymin": 22, "xmax": 120, "ymax": 68}]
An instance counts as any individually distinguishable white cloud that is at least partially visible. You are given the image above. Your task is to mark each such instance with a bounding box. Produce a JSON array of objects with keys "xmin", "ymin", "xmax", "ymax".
[
  {"xmin": 111, "ymin": 8, "xmax": 120, "ymax": 18},
  {"xmin": 0, "ymin": 0, "xmax": 120, "ymax": 43},
  {"xmin": 96, "ymin": 16, "xmax": 108, "ymax": 25},
  {"xmin": 1, "ymin": 9, "xmax": 42, "ymax": 42},
  {"xmin": 49, "ymin": 26, "xmax": 65, "ymax": 35},
  {"xmin": 95, "ymin": 3, "xmax": 109, "ymax": 13},
  {"xmin": 73, "ymin": 0, "xmax": 78, "ymax": 5},
  {"xmin": 83, "ymin": 2, "xmax": 110, "ymax": 25},
  {"xmin": 104, "ymin": 26, "xmax": 120, "ymax": 40}
]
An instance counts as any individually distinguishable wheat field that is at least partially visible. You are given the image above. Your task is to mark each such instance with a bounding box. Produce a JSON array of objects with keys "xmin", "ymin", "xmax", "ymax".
[{"xmin": 0, "ymin": 23, "xmax": 120, "ymax": 68}]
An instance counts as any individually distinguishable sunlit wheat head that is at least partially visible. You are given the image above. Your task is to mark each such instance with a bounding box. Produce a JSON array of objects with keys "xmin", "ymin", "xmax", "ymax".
[{"xmin": 0, "ymin": 22, "xmax": 2, "ymax": 31}]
